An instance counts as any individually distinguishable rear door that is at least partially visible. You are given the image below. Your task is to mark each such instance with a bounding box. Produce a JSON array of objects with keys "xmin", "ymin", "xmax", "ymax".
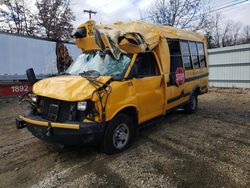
[{"xmin": 130, "ymin": 52, "xmax": 164, "ymax": 123}]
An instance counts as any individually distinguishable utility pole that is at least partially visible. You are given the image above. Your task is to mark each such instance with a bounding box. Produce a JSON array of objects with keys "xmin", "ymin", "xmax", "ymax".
[{"xmin": 83, "ymin": 10, "xmax": 97, "ymax": 19}]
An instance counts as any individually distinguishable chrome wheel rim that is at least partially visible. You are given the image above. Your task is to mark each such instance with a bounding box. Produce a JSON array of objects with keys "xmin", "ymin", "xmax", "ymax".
[{"xmin": 113, "ymin": 123, "xmax": 130, "ymax": 150}]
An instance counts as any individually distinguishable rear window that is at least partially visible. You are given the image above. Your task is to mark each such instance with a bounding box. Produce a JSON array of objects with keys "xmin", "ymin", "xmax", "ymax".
[{"xmin": 197, "ymin": 43, "xmax": 206, "ymax": 67}]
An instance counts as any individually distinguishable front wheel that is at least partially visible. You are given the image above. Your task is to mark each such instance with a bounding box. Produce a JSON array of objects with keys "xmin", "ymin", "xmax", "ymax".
[
  {"xmin": 102, "ymin": 113, "xmax": 135, "ymax": 154},
  {"xmin": 184, "ymin": 94, "xmax": 198, "ymax": 114}
]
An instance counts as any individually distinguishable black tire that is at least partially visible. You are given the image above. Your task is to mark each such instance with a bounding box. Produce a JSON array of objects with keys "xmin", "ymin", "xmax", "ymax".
[
  {"xmin": 184, "ymin": 94, "xmax": 198, "ymax": 114},
  {"xmin": 102, "ymin": 113, "xmax": 135, "ymax": 154}
]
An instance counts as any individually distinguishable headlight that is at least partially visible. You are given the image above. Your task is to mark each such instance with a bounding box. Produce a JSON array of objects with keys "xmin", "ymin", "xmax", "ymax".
[
  {"xmin": 30, "ymin": 94, "xmax": 37, "ymax": 103},
  {"xmin": 77, "ymin": 101, "xmax": 87, "ymax": 111}
]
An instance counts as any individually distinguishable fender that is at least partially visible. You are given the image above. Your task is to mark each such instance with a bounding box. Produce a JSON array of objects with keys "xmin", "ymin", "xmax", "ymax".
[{"xmin": 106, "ymin": 104, "xmax": 138, "ymax": 122}]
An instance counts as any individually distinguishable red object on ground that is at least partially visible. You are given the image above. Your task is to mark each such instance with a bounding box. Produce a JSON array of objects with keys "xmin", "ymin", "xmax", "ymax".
[
  {"xmin": 175, "ymin": 67, "xmax": 185, "ymax": 86},
  {"xmin": 0, "ymin": 82, "xmax": 31, "ymax": 96}
]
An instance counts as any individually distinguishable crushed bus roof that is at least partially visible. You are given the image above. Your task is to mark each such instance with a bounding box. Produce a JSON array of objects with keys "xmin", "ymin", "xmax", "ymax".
[
  {"xmin": 74, "ymin": 20, "xmax": 206, "ymax": 58},
  {"xmin": 102, "ymin": 21, "xmax": 205, "ymax": 41}
]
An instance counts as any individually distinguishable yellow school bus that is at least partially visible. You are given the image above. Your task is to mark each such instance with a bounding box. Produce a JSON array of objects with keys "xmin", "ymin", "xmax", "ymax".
[{"xmin": 16, "ymin": 20, "xmax": 208, "ymax": 154}]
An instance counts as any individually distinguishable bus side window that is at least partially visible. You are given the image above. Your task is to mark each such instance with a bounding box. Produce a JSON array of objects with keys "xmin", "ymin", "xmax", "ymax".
[
  {"xmin": 167, "ymin": 39, "xmax": 183, "ymax": 85},
  {"xmin": 180, "ymin": 41, "xmax": 193, "ymax": 70},
  {"xmin": 189, "ymin": 42, "xmax": 200, "ymax": 69},
  {"xmin": 197, "ymin": 42, "xmax": 206, "ymax": 67}
]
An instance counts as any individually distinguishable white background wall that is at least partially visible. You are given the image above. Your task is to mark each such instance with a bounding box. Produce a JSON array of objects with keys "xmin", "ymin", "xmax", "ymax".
[{"xmin": 208, "ymin": 44, "xmax": 250, "ymax": 88}]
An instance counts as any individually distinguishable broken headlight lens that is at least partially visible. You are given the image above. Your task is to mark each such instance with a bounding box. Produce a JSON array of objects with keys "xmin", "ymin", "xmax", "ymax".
[{"xmin": 77, "ymin": 101, "xmax": 87, "ymax": 111}]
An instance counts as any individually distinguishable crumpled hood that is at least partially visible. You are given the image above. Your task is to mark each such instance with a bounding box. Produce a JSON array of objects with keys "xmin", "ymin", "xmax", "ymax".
[{"xmin": 33, "ymin": 75, "xmax": 111, "ymax": 101}]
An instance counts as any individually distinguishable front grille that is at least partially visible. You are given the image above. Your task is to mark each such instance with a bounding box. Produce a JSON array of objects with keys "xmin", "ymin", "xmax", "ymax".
[{"xmin": 39, "ymin": 97, "xmax": 77, "ymax": 123}]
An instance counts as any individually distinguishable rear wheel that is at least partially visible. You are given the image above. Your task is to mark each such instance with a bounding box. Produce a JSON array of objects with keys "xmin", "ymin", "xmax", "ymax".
[
  {"xmin": 102, "ymin": 113, "xmax": 135, "ymax": 154},
  {"xmin": 184, "ymin": 94, "xmax": 198, "ymax": 114}
]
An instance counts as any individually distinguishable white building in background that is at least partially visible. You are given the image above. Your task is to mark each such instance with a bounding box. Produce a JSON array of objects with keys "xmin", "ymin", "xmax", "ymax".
[{"xmin": 208, "ymin": 44, "xmax": 250, "ymax": 88}]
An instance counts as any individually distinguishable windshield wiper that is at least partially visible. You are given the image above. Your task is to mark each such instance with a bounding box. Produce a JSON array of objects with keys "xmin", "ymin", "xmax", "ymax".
[{"xmin": 79, "ymin": 70, "xmax": 101, "ymax": 79}]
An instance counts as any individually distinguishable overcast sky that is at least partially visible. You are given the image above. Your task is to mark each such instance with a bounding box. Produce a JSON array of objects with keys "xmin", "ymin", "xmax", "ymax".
[
  {"xmin": 1, "ymin": 0, "xmax": 249, "ymax": 28},
  {"xmin": 70, "ymin": 0, "xmax": 250, "ymax": 28}
]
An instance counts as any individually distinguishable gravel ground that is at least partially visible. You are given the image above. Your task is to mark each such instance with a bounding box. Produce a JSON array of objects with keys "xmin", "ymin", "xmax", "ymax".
[{"xmin": 0, "ymin": 88, "xmax": 249, "ymax": 188}]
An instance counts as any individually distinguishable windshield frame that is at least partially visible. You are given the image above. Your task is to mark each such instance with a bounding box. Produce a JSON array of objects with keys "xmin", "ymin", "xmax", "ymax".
[{"xmin": 116, "ymin": 54, "xmax": 134, "ymax": 80}]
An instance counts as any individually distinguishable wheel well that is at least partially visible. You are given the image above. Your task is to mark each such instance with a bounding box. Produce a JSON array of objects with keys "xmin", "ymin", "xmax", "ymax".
[
  {"xmin": 193, "ymin": 87, "xmax": 200, "ymax": 96},
  {"xmin": 119, "ymin": 107, "xmax": 138, "ymax": 126}
]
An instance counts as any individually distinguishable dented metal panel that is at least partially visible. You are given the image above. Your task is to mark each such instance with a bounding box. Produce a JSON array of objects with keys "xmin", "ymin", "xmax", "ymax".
[
  {"xmin": 74, "ymin": 20, "xmax": 205, "ymax": 55},
  {"xmin": 33, "ymin": 75, "xmax": 111, "ymax": 101}
]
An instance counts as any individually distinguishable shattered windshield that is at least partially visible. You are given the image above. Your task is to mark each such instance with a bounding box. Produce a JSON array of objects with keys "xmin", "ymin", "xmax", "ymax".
[{"xmin": 66, "ymin": 52, "xmax": 132, "ymax": 78}]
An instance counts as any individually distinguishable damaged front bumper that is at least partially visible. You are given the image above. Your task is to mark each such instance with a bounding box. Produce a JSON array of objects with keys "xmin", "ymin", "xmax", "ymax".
[{"xmin": 16, "ymin": 115, "xmax": 106, "ymax": 146}]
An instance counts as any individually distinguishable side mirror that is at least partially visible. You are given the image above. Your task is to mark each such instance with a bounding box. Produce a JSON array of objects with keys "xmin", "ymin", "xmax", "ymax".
[{"xmin": 26, "ymin": 68, "xmax": 37, "ymax": 85}]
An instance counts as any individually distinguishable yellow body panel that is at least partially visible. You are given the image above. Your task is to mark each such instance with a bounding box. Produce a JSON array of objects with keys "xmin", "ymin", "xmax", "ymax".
[
  {"xmin": 105, "ymin": 81, "xmax": 137, "ymax": 121},
  {"xmin": 131, "ymin": 75, "xmax": 164, "ymax": 122},
  {"xmin": 33, "ymin": 75, "xmax": 111, "ymax": 101}
]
